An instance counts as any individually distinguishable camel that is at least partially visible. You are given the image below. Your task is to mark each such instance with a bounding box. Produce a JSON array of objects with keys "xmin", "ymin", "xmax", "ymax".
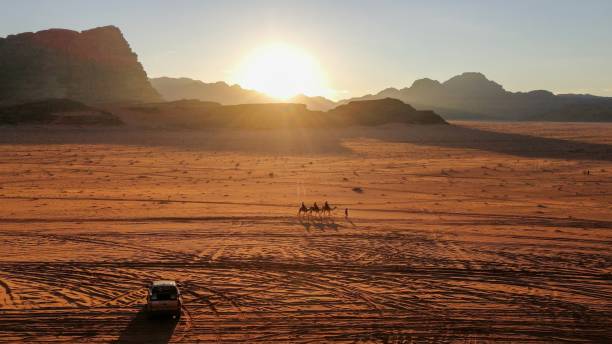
[
  {"xmin": 297, "ymin": 202, "xmax": 309, "ymax": 217},
  {"xmin": 298, "ymin": 202, "xmax": 336, "ymax": 219},
  {"xmin": 308, "ymin": 202, "xmax": 321, "ymax": 218},
  {"xmin": 322, "ymin": 201, "xmax": 337, "ymax": 217}
]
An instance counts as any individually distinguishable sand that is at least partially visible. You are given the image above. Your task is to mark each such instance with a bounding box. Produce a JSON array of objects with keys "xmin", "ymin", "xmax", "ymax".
[{"xmin": 0, "ymin": 121, "xmax": 610, "ymax": 343}]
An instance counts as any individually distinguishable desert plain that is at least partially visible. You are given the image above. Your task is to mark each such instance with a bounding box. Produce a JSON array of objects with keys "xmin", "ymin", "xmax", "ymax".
[{"xmin": 0, "ymin": 121, "xmax": 610, "ymax": 343}]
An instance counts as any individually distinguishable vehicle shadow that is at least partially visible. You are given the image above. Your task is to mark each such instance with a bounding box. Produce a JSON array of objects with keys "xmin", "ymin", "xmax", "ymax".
[{"xmin": 115, "ymin": 306, "xmax": 178, "ymax": 344}]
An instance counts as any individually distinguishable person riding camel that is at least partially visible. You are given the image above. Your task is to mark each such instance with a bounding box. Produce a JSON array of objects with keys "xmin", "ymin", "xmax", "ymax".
[
  {"xmin": 298, "ymin": 202, "xmax": 308, "ymax": 216},
  {"xmin": 309, "ymin": 202, "xmax": 322, "ymax": 218}
]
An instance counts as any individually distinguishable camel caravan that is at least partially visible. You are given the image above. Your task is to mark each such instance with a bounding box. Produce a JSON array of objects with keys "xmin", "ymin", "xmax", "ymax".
[{"xmin": 298, "ymin": 201, "xmax": 338, "ymax": 219}]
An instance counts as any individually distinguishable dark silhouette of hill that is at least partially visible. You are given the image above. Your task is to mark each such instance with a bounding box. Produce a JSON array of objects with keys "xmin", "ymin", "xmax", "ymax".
[
  {"xmin": 0, "ymin": 99, "xmax": 122, "ymax": 125},
  {"xmin": 119, "ymin": 98, "xmax": 445, "ymax": 128},
  {"xmin": 341, "ymin": 72, "xmax": 612, "ymax": 122},
  {"xmin": 328, "ymin": 98, "xmax": 446, "ymax": 125},
  {"xmin": 150, "ymin": 77, "xmax": 336, "ymax": 111},
  {"xmin": 0, "ymin": 26, "xmax": 160, "ymax": 106}
]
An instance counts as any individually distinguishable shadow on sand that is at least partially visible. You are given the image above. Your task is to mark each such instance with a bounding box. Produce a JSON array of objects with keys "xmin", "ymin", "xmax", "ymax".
[
  {"xmin": 0, "ymin": 127, "xmax": 352, "ymax": 155},
  {"xmin": 115, "ymin": 307, "xmax": 178, "ymax": 344},
  {"xmin": 299, "ymin": 217, "xmax": 341, "ymax": 231},
  {"xmin": 1, "ymin": 123, "xmax": 611, "ymax": 161},
  {"xmin": 359, "ymin": 123, "xmax": 612, "ymax": 161}
]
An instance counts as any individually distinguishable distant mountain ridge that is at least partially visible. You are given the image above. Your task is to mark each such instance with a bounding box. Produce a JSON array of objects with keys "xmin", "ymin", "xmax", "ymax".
[
  {"xmin": 150, "ymin": 77, "xmax": 336, "ymax": 111},
  {"xmin": 153, "ymin": 73, "xmax": 612, "ymax": 122},
  {"xmin": 150, "ymin": 77, "xmax": 269, "ymax": 104},
  {"xmin": 341, "ymin": 72, "xmax": 612, "ymax": 121}
]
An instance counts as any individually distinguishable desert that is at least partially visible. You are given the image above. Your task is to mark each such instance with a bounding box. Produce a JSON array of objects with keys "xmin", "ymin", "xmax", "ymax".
[
  {"xmin": 2, "ymin": 2, "xmax": 612, "ymax": 342},
  {"xmin": 0, "ymin": 121, "xmax": 610, "ymax": 342}
]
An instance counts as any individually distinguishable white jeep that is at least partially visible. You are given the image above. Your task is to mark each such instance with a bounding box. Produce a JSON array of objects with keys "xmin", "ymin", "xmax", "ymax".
[{"xmin": 145, "ymin": 280, "xmax": 182, "ymax": 318}]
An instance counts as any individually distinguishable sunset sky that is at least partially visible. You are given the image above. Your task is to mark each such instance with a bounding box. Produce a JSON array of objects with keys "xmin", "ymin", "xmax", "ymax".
[{"xmin": 2, "ymin": 0, "xmax": 611, "ymax": 99}]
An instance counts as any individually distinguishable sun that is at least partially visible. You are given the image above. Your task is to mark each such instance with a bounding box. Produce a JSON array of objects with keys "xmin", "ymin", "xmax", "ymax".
[{"xmin": 232, "ymin": 43, "xmax": 330, "ymax": 100}]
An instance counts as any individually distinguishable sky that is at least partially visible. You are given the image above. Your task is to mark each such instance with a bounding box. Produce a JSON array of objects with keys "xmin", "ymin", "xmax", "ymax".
[{"xmin": 1, "ymin": 0, "xmax": 611, "ymax": 100}]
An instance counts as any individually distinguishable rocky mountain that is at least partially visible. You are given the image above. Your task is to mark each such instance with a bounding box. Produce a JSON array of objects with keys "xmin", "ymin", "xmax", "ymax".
[
  {"xmin": 0, "ymin": 26, "xmax": 160, "ymax": 106},
  {"xmin": 4, "ymin": 24, "xmax": 608, "ymax": 122},
  {"xmin": 341, "ymin": 72, "xmax": 612, "ymax": 121},
  {"xmin": 150, "ymin": 77, "xmax": 336, "ymax": 111}
]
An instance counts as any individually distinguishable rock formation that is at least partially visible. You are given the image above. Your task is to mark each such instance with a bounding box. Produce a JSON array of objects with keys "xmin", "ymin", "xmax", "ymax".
[{"xmin": 0, "ymin": 26, "xmax": 160, "ymax": 105}]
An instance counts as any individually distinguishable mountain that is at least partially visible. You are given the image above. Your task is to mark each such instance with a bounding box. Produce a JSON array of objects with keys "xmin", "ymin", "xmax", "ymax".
[
  {"xmin": 0, "ymin": 26, "xmax": 160, "ymax": 106},
  {"xmin": 290, "ymin": 94, "xmax": 337, "ymax": 112},
  {"xmin": 0, "ymin": 99, "xmax": 122, "ymax": 125},
  {"xmin": 120, "ymin": 98, "xmax": 445, "ymax": 128},
  {"xmin": 150, "ymin": 77, "xmax": 269, "ymax": 104},
  {"xmin": 327, "ymin": 98, "xmax": 446, "ymax": 125},
  {"xmin": 341, "ymin": 72, "xmax": 612, "ymax": 121},
  {"xmin": 153, "ymin": 73, "xmax": 612, "ymax": 122},
  {"xmin": 150, "ymin": 77, "xmax": 336, "ymax": 111},
  {"xmin": 3, "ymin": 25, "xmax": 607, "ymax": 123}
]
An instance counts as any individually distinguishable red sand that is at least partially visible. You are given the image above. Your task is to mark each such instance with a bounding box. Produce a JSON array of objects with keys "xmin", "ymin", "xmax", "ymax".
[{"xmin": 0, "ymin": 122, "xmax": 610, "ymax": 342}]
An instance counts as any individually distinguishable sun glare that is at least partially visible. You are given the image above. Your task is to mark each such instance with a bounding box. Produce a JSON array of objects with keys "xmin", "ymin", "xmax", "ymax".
[{"xmin": 232, "ymin": 43, "xmax": 330, "ymax": 100}]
